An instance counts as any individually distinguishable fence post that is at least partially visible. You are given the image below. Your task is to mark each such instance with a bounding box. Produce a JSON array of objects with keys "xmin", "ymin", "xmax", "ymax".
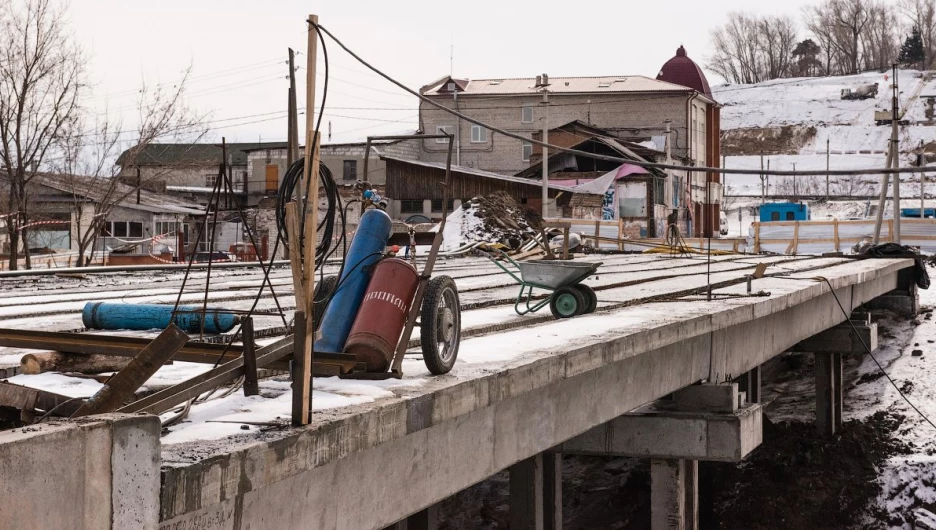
[{"xmin": 833, "ymin": 219, "xmax": 840, "ymax": 252}]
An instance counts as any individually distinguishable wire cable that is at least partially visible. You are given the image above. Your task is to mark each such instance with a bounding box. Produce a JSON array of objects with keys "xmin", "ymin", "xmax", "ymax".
[
  {"xmin": 311, "ymin": 23, "xmax": 936, "ymax": 178},
  {"xmin": 809, "ymin": 275, "xmax": 936, "ymax": 432}
]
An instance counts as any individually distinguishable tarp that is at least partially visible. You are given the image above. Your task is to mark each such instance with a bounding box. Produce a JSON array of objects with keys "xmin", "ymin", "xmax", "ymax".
[{"xmin": 570, "ymin": 163, "xmax": 650, "ymax": 195}]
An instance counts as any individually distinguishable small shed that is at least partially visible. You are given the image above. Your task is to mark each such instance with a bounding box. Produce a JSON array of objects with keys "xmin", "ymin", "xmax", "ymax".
[{"xmin": 381, "ymin": 156, "xmax": 574, "ymax": 221}]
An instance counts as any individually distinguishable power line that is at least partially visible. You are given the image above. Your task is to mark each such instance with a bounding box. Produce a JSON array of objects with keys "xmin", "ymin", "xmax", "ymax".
[{"xmin": 312, "ymin": 23, "xmax": 936, "ymax": 178}]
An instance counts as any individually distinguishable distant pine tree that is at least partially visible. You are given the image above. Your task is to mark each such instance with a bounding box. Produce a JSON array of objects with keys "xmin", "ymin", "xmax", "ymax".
[{"xmin": 899, "ymin": 26, "xmax": 925, "ymax": 68}]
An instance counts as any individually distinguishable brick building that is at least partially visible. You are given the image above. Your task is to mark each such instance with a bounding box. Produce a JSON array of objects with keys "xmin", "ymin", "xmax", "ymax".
[{"xmin": 416, "ymin": 47, "xmax": 723, "ymax": 236}]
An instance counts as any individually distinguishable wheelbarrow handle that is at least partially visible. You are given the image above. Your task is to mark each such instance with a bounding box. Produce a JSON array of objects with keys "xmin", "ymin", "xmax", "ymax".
[{"xmin": 475, "ymin": 247, "xmax": 524, "ymax": 284}]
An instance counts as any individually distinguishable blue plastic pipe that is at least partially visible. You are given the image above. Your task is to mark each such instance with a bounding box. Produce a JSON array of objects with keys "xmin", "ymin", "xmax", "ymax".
[
  {"xmin": 82, "ymin": 302, "xmax": 238, "ymax": 334},
  {"xmin": 314, "ymin": 208, "xmax": 392, "ymax": 353}
]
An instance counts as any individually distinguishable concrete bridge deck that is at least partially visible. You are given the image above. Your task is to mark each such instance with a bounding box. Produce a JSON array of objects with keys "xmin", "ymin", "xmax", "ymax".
[{"xmin": 147, "ymin": 254, "xmax": 913, "ymax": 530}]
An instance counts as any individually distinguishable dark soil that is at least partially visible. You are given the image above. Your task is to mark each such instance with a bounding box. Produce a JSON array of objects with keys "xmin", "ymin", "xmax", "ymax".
[{"xmin": 701, "ymin": 411, "xmax": 911, "ymax": 530}]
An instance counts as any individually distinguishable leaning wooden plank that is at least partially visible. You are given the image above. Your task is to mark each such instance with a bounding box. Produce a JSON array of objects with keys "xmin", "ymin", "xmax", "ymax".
[
  {"xmin": 20, "ymin": 352, "xmax": 130, "ymax": 375},
  {"xmin": 118, "ymin": 335, "xmax": 294, "ymax": 415},
  {"xmin": 71, "ymin": 324, "xmax": 190, "ymax": 417},
  {"xmin": 0, "ymin": 381, "xmax": 83, "ymax": 417}
]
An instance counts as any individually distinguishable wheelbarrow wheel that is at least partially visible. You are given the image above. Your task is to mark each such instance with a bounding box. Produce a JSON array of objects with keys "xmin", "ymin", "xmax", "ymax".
[
  {"xmin": 575, "ymin": 284, "xmax": 598, "ymax": 314},
  {"xmin": 550, "ymin": 286, "xmax": 586, "ymax": 319},
  {"xmin": 312, "ymin": 275, "xmax": 338, "ymax": 331},
  {"xmin": 421, "ymin": 275, "xmax": 461, "ymax": 375}
]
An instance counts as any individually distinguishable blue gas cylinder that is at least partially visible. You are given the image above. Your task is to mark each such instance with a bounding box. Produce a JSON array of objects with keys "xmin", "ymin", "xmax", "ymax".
[
  {"xmin": 82, "ymin": 302, "xmax": 238, "ymax": 333},
  {"xmin": 314, "ymin": 208, "xmax": 392, "ymax": 353}
]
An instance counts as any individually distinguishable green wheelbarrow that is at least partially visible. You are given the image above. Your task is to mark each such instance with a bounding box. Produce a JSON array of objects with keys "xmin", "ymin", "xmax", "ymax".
[{"xmin": 479, "ymin": 248, "xmax": 602, "ymax": 319}]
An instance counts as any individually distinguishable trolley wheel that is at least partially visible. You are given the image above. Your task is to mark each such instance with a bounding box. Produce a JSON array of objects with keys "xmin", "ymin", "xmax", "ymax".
[
  {"xmin": 420, "ymin": 275, "xmax": 461, "ymax": 375},
  {"xmin": 312, "ymin": 275, "xmax": 339, "ymax": 331},
  {"xmin": 550, "ymin": 286, "xmax": 586, "ymax": 319},
  {"xmin": 575, "ymin": 284, "xmax": 598, "ymax": 314}
]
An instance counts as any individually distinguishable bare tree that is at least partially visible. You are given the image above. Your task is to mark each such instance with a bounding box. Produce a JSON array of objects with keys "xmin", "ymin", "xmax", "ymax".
[
  {"xmin": 57, "ymin": 70, "xmax": 206, "ymax": 267},
  {"xmin": 861, "ymin": 2, "xmax": 900, "ymax": 71},
  {"xmin": 899, "ymin": 0, "xmax": 936, "ymax": 69},
  {"xmin": 0, "ymin": 0, "xmax": 84, "ymax": 270},
  {"xmin": 707, "ymin": 12, "xmax": 799, "ymax": 84}
]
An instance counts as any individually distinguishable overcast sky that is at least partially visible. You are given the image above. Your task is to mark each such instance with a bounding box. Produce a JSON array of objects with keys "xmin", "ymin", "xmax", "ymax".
[{"xmin": 68, "ymin": 0, "xmax": 824, "ymax": 146}]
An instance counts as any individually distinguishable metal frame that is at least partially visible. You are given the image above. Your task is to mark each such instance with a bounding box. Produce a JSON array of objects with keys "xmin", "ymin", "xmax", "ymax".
[
  {"xmin": 478, "ymin": 248, "xmax": 601, "ymax": 317},
  {"xmin": 332, "ymin": 132, "xmax": 456, "ymax": 379}
]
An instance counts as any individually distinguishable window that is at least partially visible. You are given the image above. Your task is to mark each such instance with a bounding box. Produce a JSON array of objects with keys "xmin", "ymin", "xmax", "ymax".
[
  {"xmin": 521, "ymin": 142, "xmax": 533, "ymax": 162},
  {"xmin": 400, "ymin": 200, "xmax": 423, "ymax": 213},
  {"xmin": 521, "ymin": 105, "xmax": 534, "ymax": 123},
  {"xmin": 653, "ymin": 178, "xmax": 665, "ymax": 206},
  {"xmin": 436, "ymin": 125, "xmax": 453, "ymax": 143},
  {"xmin": 343, "ymin": 160, "xmax": 357, "ymax": 181},
  {"xmin": 771, "ymin": 212, "xmax": 781, "ymax": 221},
  {"xmin": 205, "ymin": 173, "xmax": 218, "ymax": 187},
  {"xmin": 104, "ymin": 221, "xmax": 143, "ymax": 239},
  {"xmin": 431, "ymin": 199, "xmax": 456, "ymax": 212},
  {"xmin": 471, "ymin": 125, "xmax": 487, "ymax": 143},
  {"xmin": 785, "ymin": 211, "xmax": 795, "ymax": 221}
]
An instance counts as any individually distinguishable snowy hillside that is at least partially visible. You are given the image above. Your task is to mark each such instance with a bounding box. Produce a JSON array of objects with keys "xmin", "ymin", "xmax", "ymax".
[{"xmin": 714, "ymin": 70, "xmax": 936, "ymax": 196}]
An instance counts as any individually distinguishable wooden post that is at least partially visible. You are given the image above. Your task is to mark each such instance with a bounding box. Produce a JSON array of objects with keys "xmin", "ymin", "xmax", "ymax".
[
  {"xmin": 292, "ymin": 311, "xmax": 310, "ymax": 425},
  {"xmin": 288, "ymin": 13, "xmax": 321, "ymax": 426},
  {"xmin": 617, "ymin": 217, "xmax": 624, "ymax": 250},
  {"xmin": 242, "ymin": 317, "xmax": 259, "ymax": 397},
  {"xmin": 833, "ymin": 219, "xmax": 840, "ymax": 252}
]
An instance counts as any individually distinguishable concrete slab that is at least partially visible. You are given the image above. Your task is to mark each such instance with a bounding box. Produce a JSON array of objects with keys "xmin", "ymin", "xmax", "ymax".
[{"xmin": 151, "ymin": 257, "xmax": 909, "ymax": 529}]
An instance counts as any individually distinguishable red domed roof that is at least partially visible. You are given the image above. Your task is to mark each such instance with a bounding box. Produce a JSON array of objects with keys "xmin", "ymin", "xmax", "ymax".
[{"xmin": 657, "ymin": 46, "xmax": 712, "ymax": 98}]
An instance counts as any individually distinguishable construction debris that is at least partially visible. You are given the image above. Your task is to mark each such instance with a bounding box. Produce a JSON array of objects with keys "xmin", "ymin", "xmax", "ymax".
[
  {"xmin": 71, "ymin": 324, "xmax": 190, "ymax": 417},
  {"xmin": 441, "ymin": 191, "xmax": 543, "ymax": 251}
]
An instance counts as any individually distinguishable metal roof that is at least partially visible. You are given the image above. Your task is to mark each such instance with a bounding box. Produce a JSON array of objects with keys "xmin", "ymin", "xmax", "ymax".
[
  {"xmin": 421, "ymin": 75, "xmax": 693, "ymax": 96},
  {"xmin": 380, "ymin": 156, "xmax": 576, "ymax": 192},
  {"xmin": 656, "ymin": 46, "xmax": 713, "ymax": 98}
]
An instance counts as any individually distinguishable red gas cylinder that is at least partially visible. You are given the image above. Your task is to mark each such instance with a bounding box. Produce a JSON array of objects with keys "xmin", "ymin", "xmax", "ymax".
[{"xmin": 344, "ymin": 258, "xmax": 420, "ymax": 372}]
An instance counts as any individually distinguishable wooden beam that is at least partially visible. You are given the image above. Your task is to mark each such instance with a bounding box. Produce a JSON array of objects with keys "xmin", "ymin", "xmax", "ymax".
[{"xmin": 72, "ymin": 324, "xmax": 190, "ymax": 417}]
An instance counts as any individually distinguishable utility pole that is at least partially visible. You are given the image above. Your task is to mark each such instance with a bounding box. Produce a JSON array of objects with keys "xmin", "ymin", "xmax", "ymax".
[
  {"xmin": 792, "ymin": 163, "xmax": 797, "ymax": 197},
  {"xmin": 826, "ymin": 137, "xmax": 830, "ymax": 197},
  {"xmin": 920, "ymin": 139, "xmax": 926, "ymax": 218},
  {"xmin": 761, "ymin": 153, "xmax": 767, "ymax": 204},
  {"xmin": 287, "ymin": 48, "xmax": 299, "ymax": 165},
  {"xmin": 538, "ymin": 74, "xmax": 550, "ymax": 219},
  {"xmin": 893, "ymin": 65, "xmax": 902, "ymax": 244},
  {"xmin": 873, "ymin": 64, "xmax": 901, "ymax": 244}
]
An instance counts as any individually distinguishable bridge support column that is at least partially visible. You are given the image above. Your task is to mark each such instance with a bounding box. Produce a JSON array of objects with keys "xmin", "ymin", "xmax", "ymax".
[
  {"xmin": 510, "ymin": 454, "xmax": 545, "ymax": 530},
  {"xmin": 651, "ymin": 458, "xmax": 698, "ymax": 530},
  {"xmin": 736, "ymin": 365, "xmax": 761, "ymax": 404},
  {"xmin": 406, "ymin": 504, "xmax": 439, "ymax": 530},
  {"xmin": 814, "ymin": 352, "xmax": 843, "ymax": 436},
  {"xmin": 543, "ymin": 452, "xmax": 562, "ymax": 530},
  {"xmin": 790, "ymin": 315, "xmax": 877, "ymax": 436}
]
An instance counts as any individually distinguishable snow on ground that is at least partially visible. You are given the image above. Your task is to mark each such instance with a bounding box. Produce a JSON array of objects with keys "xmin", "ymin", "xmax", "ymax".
[{"xmin": 859, "ymin": 285, "xmax": 936, "ymax": 526}]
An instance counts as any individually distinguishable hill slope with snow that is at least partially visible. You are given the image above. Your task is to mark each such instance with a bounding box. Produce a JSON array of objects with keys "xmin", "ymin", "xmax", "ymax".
[{"xmin": 714, "ymin": 70, "xmax": 936, "ymax": 196}]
